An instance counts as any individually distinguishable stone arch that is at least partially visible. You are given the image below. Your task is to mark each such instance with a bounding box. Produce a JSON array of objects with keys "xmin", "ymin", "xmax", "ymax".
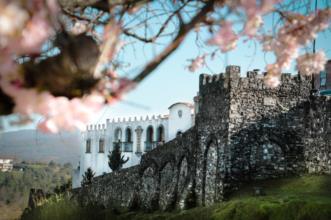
[
  {"xmin": 139, "ymin": 161, "xmax": 159, "ymax": 210},
  {"xmin": 248, "ymin": 132, "xmax": 288, "ymax": 178},
  {"xmin": 176, "ymin": 156, "xmax": 189, "ymax": 209},
  {"xmin": 202, "ymin": 135, "xmax": 219, "ymax": 206},
  {"xmin": 159, "ymin": 162, "xmax": 176, "ymax": 211},
  {"xmin": 159, "ymin": 153, "xmax": 176, "ymax": 169},
  {"xmin": 139, "ymin": 166, "xmax": 158, "ymax": 210},
  {"xmin": 258, "ymin": 140, "xmax": 286, "ymax": 175}
]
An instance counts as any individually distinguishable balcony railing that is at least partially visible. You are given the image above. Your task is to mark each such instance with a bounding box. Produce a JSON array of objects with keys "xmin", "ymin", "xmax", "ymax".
[
  {"xmin": 113, "ymin": 141, "xmax": 133, "ymax": 152},
  {"xmin": 144, "ymin": 141, "xmax": 156, "ymax": 152},
  {"xmin": 124, "ymin": 142, "xmax": 133, "ymax": 152}
]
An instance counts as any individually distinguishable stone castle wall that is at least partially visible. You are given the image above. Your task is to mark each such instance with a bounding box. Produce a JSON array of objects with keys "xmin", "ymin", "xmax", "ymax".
[
  {"xmin": 75, "ymin": 66, "xmax": 331, "ymax": 211},
  {"xmin": 77, "ymin": 128, "xmax": 198, "ymax": 211}
]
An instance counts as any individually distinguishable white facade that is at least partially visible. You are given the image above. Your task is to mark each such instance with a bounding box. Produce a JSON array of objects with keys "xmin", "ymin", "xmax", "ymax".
[
  {"xmin": 0, "ymin": 159, "xmax": 14, "ymax": 172},
  {"xmin": 72, "ymin": 102, "xmax": 195, "ymax": 188}
]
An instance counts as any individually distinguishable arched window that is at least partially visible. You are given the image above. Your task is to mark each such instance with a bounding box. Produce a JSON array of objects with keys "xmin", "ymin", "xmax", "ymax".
[
  {"xmin": 124, "ymin": 127, "xmax": 133, "ymax": 152},
  {"xmin": 146, "ymin": 126, "xmax": 154, "ymax": 142},
  {"xmin": 99, "ymin": 139, "xmax": 105, "ymax": 153},
  {"xmin": 157, "ymin": 125, "xmax": 165, "ymax": 142},
  {"xmin": 145, "ymin": 126, "xmax": 154, "ymax": 151},
  {"xmin": 125, "ymin": 127, "xmax": 132, "ymax": 142},
  {"xmin": 86, "ymin": 139, "xmax": 91, "ymax": 153},
  {"xmin": 114, "ymin": 128, "xmax": 122, "ymax": 142}
]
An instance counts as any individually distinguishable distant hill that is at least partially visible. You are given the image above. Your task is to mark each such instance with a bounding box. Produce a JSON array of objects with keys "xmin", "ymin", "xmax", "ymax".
[{"xmin": 0, "ymin": 130, "xmax": 81, "ymax": 165}]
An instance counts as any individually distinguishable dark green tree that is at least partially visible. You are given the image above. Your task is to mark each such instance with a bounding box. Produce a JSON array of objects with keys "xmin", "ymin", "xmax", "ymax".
[
  {"xmin": 81, "ymin": 167, "xmax": 95, "ymax": 187},
  {"xmin": 108, "ymin": 141, "xmax": 129, "ymax": 172}
]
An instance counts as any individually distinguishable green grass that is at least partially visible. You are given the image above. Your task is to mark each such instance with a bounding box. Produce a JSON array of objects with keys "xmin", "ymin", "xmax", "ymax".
[{"xmin": 21, "ymin": 175, "xmax": 331, "ymax": 220}]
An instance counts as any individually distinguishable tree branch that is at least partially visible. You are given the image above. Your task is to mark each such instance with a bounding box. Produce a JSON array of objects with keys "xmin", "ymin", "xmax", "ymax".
[
  {"xmin": 122, "ymin": 2, "xmax": 188, "ymax": 43},
  {"xmin": 133, "ymin": 1, "xmax": 217, "ymax": 83}
]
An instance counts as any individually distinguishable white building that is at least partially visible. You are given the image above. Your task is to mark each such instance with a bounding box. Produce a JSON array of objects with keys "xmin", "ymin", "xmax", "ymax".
[
  {"xmin": 72, "ymin": 102, "xmax": 196, "ymax": 188},
  {"xmin": 0, "ymin": 159, "xmax": 14, "ymax": 172}
]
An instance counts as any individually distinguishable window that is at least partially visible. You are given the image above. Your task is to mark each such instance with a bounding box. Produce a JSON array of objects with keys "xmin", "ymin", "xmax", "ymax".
[
  {"xmin": 145, "ymin": 126, "xmax": 154, "ymax": 151},
  {"xmin": 114, "ymin": 128, "xmax": 122, "ymax": 142},
  {"xmin": 124, "ymin": 127, "xmax": 133, "ymax": 152},
  {"xmin": 146, "ymin": 126, "xmax": 154, "ymax": 142},
  {"xmin": 99, "ymin": 139, "xmax": 105, "ymax": 153},
  {"xmin": 86, "ymin": 139, "xmax": 91, "ymax": 153},
  {"xmin": 178, "ymin": 110, "xmax": 183, "ymax": 118},
  {"xmin": 176, "ymin": 131, "xmax": 182, "ymax": 137},
  {"xmin": 125, "ymin": 127, "xmax": 132, "ymax": 142},
  {"xmin": 157, "ymin": 125, "xmax": 165, "ymax": 142}
]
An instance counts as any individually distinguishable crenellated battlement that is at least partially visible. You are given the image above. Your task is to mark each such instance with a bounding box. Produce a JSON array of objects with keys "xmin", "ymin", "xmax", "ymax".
[
  {"xmin": 199, "ymin": 65, "xmax": 310, "ymax": 93},
  {"xmin": 85, "ymin": 114, "xmax": 169, "ymax": 132},
  {"xmin": 86, "ymin": 123, "xmax": 106, "ymax": 132}
]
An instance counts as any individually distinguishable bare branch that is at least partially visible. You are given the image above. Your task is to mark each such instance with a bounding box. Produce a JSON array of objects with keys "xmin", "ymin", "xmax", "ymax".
[
  {"xmin": 133, "ymin": 1, "xmax": 217, "ymax": 83},
  {"xmin": 122, "ymin": 2, "xmax": 188, "ymax": 43}
]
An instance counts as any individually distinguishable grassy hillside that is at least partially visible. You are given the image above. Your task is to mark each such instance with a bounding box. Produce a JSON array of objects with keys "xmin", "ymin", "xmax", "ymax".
[
  {"xmin": 0, "ymin": 162, "xmax": 72, "ymax": 220},
  {"xmin": 21, "ymin": 175, "xmax": 331, "ymax": 220}
]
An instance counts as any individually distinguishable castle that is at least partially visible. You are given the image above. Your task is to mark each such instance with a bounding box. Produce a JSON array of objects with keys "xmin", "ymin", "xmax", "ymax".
[
  {"xmin": 72, "ymin": 102, "xmax": 196, "ymax": 188},
  {"xmin": 74, "ymin": 65, "xmax": 331, "ymax": 211}
]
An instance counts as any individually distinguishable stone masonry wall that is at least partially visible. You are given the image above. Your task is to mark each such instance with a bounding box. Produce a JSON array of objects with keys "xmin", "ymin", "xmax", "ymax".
[
  {"xmin": 75, "ymin": 66, "xmax": 331, "ymax": 211},
  {"xmin": 76, "ymin": 128, "xmax": 198, "ymax": 211},
  {"xmin": 303, "ymin": 97, "xmax": 331, "ymax": 173}
]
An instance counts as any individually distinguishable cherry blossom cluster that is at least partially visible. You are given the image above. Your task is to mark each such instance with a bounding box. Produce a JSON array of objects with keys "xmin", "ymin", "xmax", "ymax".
[
  {"xmin": 263, "ymin": 9, "xmax": 331, "ymax": 87},
  {"xmin": 238, "ymin": 0, "xmax": 282, "ymax": 37},
  {"xmin": 208, "ymin": 21, "xmax": 238, "ymax": 53},
  {"xmin": 296, "ymin": 51, "xmax": 327, "ymax": 76},
  {"xmin": 188, "ymin": 1, "xmax": 330, "ymax": 90},
  {"xmin": 189, "ymin": 0, "xmax": 281, "ymax": 73},
  {"xmin": 0, "ymin": 0, "xmax": 104, "ymax": 133},
  {"xmin": 187, "ymin": 55, "xmax": 206, "ymax": 72}
]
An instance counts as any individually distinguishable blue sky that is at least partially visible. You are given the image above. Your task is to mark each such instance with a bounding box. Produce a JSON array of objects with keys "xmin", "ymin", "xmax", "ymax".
[{"xmin": 1, "ymin": 1, "xmax": 331, "ymax": 131}]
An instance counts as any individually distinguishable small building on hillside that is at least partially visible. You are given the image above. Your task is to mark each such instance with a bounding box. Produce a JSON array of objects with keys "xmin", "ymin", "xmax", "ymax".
[{"xmin": 0, "ymin": 159, "xmax": 14, "ymax": 172}]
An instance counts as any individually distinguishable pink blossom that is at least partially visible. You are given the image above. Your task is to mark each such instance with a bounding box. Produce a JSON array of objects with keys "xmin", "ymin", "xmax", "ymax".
[
  {"xmin": 239, "ymin": 0, "xmax": 281, "ymax": 37},
  {"xmin": 208, "ymin": 21, "xmax": 238, "ymax": 52},
  {"xmin": 261, "ymin": 8, "xmax": 331, "ymax": 80},
  {"xmin": 0, "ymin": 2, "xmax": 28, "ymax": 38},
  {"xmin": 188, "ymin": 55, "xmax": 205, "ymax": 72},
  {"xmin": 244, "ymin": 15, "xmax": 263, "ymax": 37},
  {"xmin": 18, "ymin": 15, "xmax": 54, "ymax": 54},
  {"xmin": 1, "ymin": 72, "xmax": 105, "ymax": 133},
  {"xmin": 264, "ymin": 74, "xmax": 281, "ymax": 89},
  {"xmin": 264, "ymin": 64, "xmax": 281, "ymax": 88},
  {"xmin": 0, "ymin": 52, "xmax": 16, "ymax": 76},
  {"xmin": 296, "ymin": 51, "xmax": 327, "ymax": 76},
  {"xmin": 38, "ymin": 119, "xmax": 59, "ymax": 133},
  {"xmin": 71, "ymin": 21, "xmax": 88, "ymax": 35},
  {"xmin": 240, "ymin": 0, "xmax": 281, "ymax": 17}
]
